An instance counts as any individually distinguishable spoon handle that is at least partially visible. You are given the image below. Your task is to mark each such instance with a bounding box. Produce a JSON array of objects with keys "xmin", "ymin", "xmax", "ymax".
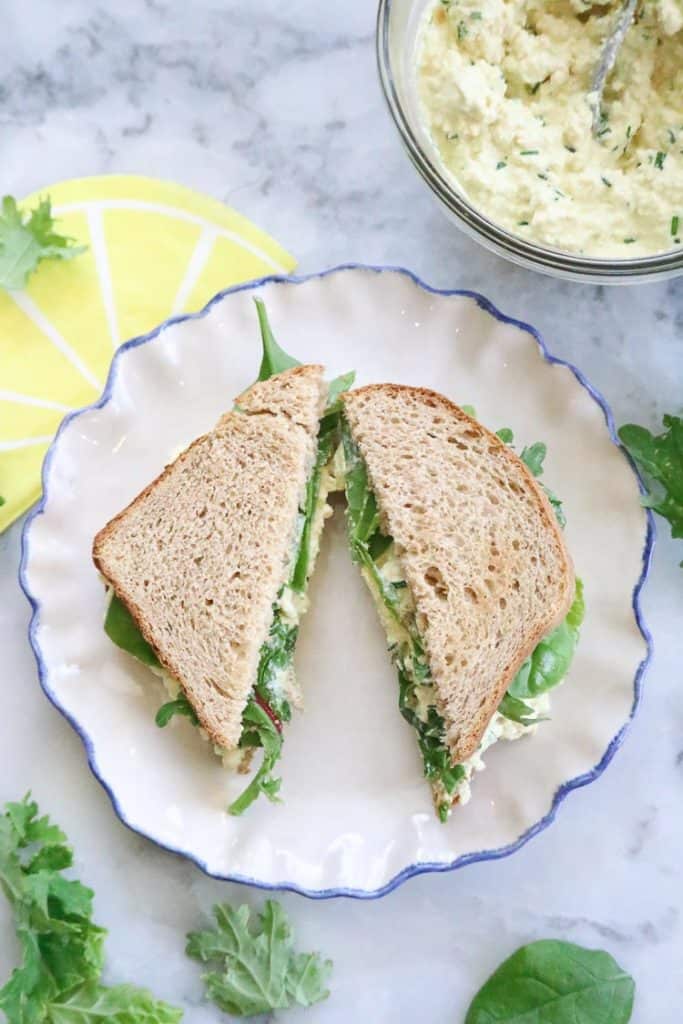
[{"xmin": 589, "ymin": 0, "xmax": 638, "ymax": 136}]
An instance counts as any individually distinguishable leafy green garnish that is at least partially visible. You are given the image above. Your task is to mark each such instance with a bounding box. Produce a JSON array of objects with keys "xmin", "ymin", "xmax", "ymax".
[
  {"xmin": 518, "ymin": 437, "xmax": 566, "ymax": 527},
  {"xmin": 104, "ymin": 594, "xmax": 160, "ymax": 667},
  {"xmin": 187, "ymin": 901, "xmax": 332, "ymax": 1017},
  {"xmin": 229, "ymin": 700, "xmax": 284, "ymax": 816},
  {"xmin": 465, "ymin": 939, "xmax": 635, "ymax": 1024},
  {"xmin": 326, "ymin": 371, "xmax": 356, "ymax": 415},
  {"xmin": 156, "ymin": 697, "xmax": 199, "ymax": 728},
  {"xmin": 507, "ymin": 580, "xmax": 584, "ymax": 702},
  {"xmin": 0, "ymin": 795, "xmax": 182, "ymax": 1023},
  {"xmin": 619, "ymin": 415, "xmax": 683, "ymax": 546},
  {"xmin": 254, "ymin": 298, "xmax": 301, "ymax": 381},
  {"xmin": 0, "ymin": 196, "xmax": 86, "ymax": 292},
  {"xmin": 497, "ymin": 691, "xmax": 546, "ymax": 727}
]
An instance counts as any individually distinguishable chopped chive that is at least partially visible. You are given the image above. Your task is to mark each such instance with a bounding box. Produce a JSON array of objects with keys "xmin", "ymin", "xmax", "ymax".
[
  {"xmin": 446, "ymin": 131, "xmax": 459, "ymax": 140},
  {"xmin": 527, "ymin": 81, "xmax": 542, "ymax": 95},
  {"xmin": 520, "ymin": 149, "xmax": 539, "ymax": 156},
  {"xmin": 470, "ymin": 10, "xmax": 483, "ymax": 18},
  {"xmin": 496, "ymin": 160, "xmax": 507, "ymax": 170},
  {"xmin": 601, "ymin": 176, "xmax": 612, "ymax": 187},
  {"xmin": 668, "ymin": 129, "xmax": 676, "ymax": 144},
  {"xmin": 457, "ymin": 20, "xmax": 469, "ymax": 39},
  {"xmin": 565, "ymin": 144, "xmax": 577, "ymax": 154},
  {"xmin": 623, "ymin": 237, "xmax": 637, "ymax": 244},
  {"xmin": 597, "ymin": 126, "xmax": 611, "ymax": 137},
  {"xmin": 655, "ymin": 151, "xmax": 666, "ymax": 170},
  {"xmin": 537, "ymin": 172, "xmax": 548, "ymax": 180},
  {"xmin": 672, "ymin": 215, "xmax": 680, "ymax": 236},
  {"xmin": 518, "ymin": 220, "xmax": 529, "ymax": 226},
  {"xmin": 626, "ymin": 125, "xmax": 632, "ymax": 139}
]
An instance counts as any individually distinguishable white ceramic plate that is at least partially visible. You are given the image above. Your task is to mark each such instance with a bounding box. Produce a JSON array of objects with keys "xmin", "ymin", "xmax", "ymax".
[{"xmin": 20, "ymin": 266, "xmax": 652, "ymax": 898}]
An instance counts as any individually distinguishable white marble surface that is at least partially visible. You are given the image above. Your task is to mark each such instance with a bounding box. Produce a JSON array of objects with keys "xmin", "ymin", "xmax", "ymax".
[{"xmin": 1, "ymin": 1, "xmax": 682, "ymax": 1020}]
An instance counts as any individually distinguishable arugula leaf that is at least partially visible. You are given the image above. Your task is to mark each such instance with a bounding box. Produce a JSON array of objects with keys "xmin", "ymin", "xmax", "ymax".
[
  {"xmin": 465, "ymin": 939, "xmax": 635, "ymax": 1024},
  {"xmin": 229, "ymin": 701, "xmax": 283, "ymax": 816},
  {"xmin": 104, "ymin": 595, "xmax": 160, "ymax": 668},
  {"xmin": 0, "ymin": 196, "xmax": 86, "ymax": 292},
  {"xmin": 155, "ymin": 697, "xmax": 198, "ymax": 728},
  {"xmin": 507, "ymin": 579, "xmax": 585, "ymax": 701},
  {"xmin": 619, "ymin": 415, "xmax": 683, "ymax": 543},
  {"xmin": 186, "ymin": 900, "xmax": 332, "ymax": 1017},
  {"xmin": 0, "ymin": 796, "xmax": 181, "ymax": 1024},
  {"xmin": 254, "ymin": 298, "xmax": 301, "ymax": 382},
  {"xmin": 255, "ymin": 612, "xmax": 297, "ymax": 720},
  {"xmin": 502, "ymin": 428, "xmax": 566, "ymax": 527}
]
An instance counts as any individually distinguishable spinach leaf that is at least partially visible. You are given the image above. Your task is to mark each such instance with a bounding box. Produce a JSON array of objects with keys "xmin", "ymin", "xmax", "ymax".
[
  {"xmin": 290, "ymin": 429, "xmax": 335, "ymax": 593},
  {"xmin": 229, "ymin": 701, "xmax": 283, "ymax": 816},
  {"xmin": 508, "ymin": 580, "xmax": 585, "ymax": 701},
  {"xmin": 619, "ymin": 415, "xmax": 683, "ymax": 544},
  {"xmin": 155, "ymin": 697, "xmax": 199, "ymax": 728},
  {"xmin": 254, "ymin": 298, "xmax": 300, "ymax": 382},
  {"xmin": 326, "ymin": 371, "xmax": 355, "ymax": 415},
  {"xmin": 104, "ymin": 594, "xmax": 160, "ymax": 667},
  {"xmin": 465, "ymin": 939, "xmax": 635, "ymax": 1024},
  {"xmin": 497, "ymin": 692, "xmax": 546, "ymax": 727}
]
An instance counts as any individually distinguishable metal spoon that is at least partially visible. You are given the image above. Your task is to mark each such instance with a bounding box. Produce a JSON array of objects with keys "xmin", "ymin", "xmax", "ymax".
[{"xmin": 589, "ymin": 0, "xmax": 638, "ymax": 136}]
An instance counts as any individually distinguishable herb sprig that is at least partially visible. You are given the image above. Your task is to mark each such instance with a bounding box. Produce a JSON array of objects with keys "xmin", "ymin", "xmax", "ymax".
[
  {"xmin": 0, "ymin": 195, "xmax": 86, "ymax": 292},
  {"xmin": 619, "ymin": 414, "xmax": 683, "ymax": 560}
]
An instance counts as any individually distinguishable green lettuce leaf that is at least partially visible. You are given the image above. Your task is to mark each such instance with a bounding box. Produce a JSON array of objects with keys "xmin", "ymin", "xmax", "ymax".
[
  {"xmin": 0, "ymin": 796, "xmax": 181, "ymax": 1024},
  {"xmin": 186, "ymin": 900, "xmax": 331, "ymax": 1017}
]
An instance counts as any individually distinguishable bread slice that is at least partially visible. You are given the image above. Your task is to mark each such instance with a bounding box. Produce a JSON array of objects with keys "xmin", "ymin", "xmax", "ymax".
[
  {"xmin": 93, "ymin": 366, "xmax": 326, "ymax": 750},
  {"xmin": 341, "ymin": 385, "xmax": 574, "ymax": 763}
]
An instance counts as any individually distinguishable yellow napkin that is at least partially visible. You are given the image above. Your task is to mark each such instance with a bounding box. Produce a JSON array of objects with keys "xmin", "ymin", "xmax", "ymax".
[{"xmin": 0, "ymin": 175, "xmax": 296, "ymax": 532}]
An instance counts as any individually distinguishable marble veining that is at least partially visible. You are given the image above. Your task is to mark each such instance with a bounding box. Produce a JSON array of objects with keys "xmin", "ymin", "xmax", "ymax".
[{"xmin": 1, "ymin": 1, "xmax": 682, "ymax": 1021}]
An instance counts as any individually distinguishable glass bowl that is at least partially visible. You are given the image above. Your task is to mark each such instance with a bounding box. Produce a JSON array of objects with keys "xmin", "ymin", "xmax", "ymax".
[{"xmin": 376, "ymin": 0, "xmax": 683, "ymax": 283}]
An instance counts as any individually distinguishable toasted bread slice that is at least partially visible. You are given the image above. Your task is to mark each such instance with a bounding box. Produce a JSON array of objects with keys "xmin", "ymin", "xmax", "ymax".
[
  {"xmin": 93, "ymin": 366, "xmax": 326, "ymax": 750},
  {"xmin": 342, "ymin": 384, "xmax": 574, "ymax": 763}
]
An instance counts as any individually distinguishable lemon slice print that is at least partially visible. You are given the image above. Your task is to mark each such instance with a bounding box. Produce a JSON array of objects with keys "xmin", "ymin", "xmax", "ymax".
[{"xmin": 0, "ymin": 175, "xmax": 295, "ymax": 532}]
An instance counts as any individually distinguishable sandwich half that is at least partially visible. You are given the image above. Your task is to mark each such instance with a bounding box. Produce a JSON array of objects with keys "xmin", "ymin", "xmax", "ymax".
[
  {"xmin": 340, "ymin": 385, "xmax": 583, "ymax": 821},
  {"xmin": 94, "ymin": 300, "xmax": 352, "ymax": 814}
]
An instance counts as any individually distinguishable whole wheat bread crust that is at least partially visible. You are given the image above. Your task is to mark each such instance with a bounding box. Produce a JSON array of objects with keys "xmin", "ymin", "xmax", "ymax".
[
  {"xmin": 93, "ymin": 365, "xmax": 326, "ymax": 750},
  {"xmin": 342, "ymin": 384, "xmax": 575, "ymax": 763}
]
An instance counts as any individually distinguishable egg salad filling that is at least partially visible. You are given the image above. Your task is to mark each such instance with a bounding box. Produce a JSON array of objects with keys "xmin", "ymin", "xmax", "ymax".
[
  {"xmin": 341, "ymin": 417, "xmax": 584, "ymax": 822},
  {"xmin": 417, "ymin": 0, "xmax": 683, "ymax": 257}
]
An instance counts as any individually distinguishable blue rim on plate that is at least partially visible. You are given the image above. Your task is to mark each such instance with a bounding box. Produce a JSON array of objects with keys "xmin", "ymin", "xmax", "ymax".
[{"xmin": 18, "ymin": 264, "xmax": 655, "ymax": 900}]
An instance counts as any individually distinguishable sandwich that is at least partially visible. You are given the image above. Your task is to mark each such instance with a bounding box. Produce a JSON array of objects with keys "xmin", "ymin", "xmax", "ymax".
[
  {"xmin": 339, "ymin": 385, "xmax": 584, "ymax": 821},
  {"xmin": 93, "ymin": 300, "xmax": 353, "ymax": 815}
]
